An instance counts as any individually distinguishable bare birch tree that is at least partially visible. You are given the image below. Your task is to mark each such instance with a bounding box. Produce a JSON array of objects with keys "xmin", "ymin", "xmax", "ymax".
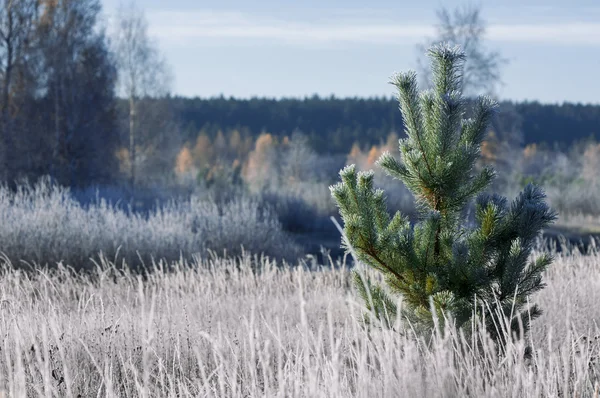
[
  {"xmin": 417, "ymin": 4, "xmax": 507, "ymax": 97},
  {"xmin": 113, "ymin": 1, "xmax": 171, "ymax": 194}
]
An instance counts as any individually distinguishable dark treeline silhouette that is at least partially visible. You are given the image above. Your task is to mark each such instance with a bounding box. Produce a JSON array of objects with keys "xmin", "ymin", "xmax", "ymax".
[
  {"xmin": 166, "ymin": 96, "xmax": 600, "ymax": 154},
  {"xmin": 0, "ymin": 0, "xmax": 120, "ymax": 188}
]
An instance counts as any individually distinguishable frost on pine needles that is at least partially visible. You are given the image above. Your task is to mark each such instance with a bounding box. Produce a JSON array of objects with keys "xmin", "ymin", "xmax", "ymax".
[{"xmin": 330, "ymin": 44, "xmax": 557, "ymax": 348}]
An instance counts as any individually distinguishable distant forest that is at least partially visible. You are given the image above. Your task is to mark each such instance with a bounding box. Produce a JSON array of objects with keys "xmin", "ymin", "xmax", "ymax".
[
  {"xmin": 165, "ymin": 96, "xmax": 600, "ymax": 154},
  {"xmin": 1, "ymin": 0, "xmax": 598, "ymax": 195}
]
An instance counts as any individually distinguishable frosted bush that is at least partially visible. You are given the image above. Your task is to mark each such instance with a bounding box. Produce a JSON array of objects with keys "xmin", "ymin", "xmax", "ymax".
[{"xmin": 0, "ymin": 179, "xmax": 300, "ymax": 269}]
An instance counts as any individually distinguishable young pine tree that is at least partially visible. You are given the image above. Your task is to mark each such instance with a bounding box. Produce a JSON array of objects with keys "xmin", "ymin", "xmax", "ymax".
[{"xmin": 330, "ymin": 44, "xmax": 557, "ymax": 345}]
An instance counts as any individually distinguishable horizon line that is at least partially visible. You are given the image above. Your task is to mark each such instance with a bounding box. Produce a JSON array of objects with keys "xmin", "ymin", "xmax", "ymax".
[{"xmin": 132, "ymin": 93, "xmax": 600, "ymax": 107}]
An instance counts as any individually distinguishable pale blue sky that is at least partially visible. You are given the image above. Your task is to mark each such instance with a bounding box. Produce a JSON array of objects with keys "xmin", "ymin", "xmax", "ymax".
[{"xmin": 101, "ymin": 0, "xmax": 600, "ymax": 104}]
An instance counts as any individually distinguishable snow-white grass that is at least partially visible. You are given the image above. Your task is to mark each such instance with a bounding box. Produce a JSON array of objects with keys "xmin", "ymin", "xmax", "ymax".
[
  {"xmin": 0, "ymin": 179, "xmax": 300, "ymax": 269},
  {"xmin": 0, "ymin": 244, "xmax": 599, "ymax": 397}
]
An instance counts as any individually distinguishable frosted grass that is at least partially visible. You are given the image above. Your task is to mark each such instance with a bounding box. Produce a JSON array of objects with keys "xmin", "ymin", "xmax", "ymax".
[{"xmin": 0, "ymin": 245, "xmax": 599, "ymax": 397}]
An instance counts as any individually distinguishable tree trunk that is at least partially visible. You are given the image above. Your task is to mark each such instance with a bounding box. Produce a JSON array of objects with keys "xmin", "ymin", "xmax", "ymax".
[
  {"xmin": 129, "ymin": 95, "xmax": 136, "ymax": 195},
  {"xmin": 1, "ymin": 24, "xmax": 13, "ymax": 183},
  {"xmin": 51, "ymin": 78, "xmax": 60, "ymax": 182}
]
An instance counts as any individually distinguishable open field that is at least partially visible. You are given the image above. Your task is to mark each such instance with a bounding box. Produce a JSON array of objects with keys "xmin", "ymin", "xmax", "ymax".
[
  {"xmin": 1, "ymin": 178, "xmax": 599, "ymax": 397},
  {"xmin": 0, "ymin": 243, "xmax": 599, "ymax": 397}
]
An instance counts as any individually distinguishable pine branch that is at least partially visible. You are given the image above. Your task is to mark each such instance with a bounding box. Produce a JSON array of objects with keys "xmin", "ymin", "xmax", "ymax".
[{"xmin": 390, "ymin": 72, "xmax": 434, "ymax": 180}]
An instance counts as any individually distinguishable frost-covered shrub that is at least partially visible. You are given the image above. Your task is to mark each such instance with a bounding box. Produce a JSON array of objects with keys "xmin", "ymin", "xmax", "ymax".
[{"xmin": 0, "ymin": 179, "xmax": 300, "ymax": 270}]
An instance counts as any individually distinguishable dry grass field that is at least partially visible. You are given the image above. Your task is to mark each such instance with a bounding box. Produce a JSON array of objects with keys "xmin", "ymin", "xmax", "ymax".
[{"xmin": 1, "ymin": 242, "xmax": 599, "ymax": 397}]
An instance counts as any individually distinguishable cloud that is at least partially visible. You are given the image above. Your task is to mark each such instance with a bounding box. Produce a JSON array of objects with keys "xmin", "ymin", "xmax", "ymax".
[
  {"xmin": 146, "ymin": 11, "xmax": 432, "ymax": 45},
  {"xmin": 489, "ymin": 24, "xmax": 600, "ymax": 45},
  {"xmin": 144, "ymin": 10, "xmax": 600, "ymax": 46}
]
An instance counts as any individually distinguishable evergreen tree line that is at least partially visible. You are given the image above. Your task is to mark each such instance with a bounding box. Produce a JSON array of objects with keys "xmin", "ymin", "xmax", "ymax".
[{"xmin": 168, "ymin": 96, "xmax": 600, "ymax": 155}]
